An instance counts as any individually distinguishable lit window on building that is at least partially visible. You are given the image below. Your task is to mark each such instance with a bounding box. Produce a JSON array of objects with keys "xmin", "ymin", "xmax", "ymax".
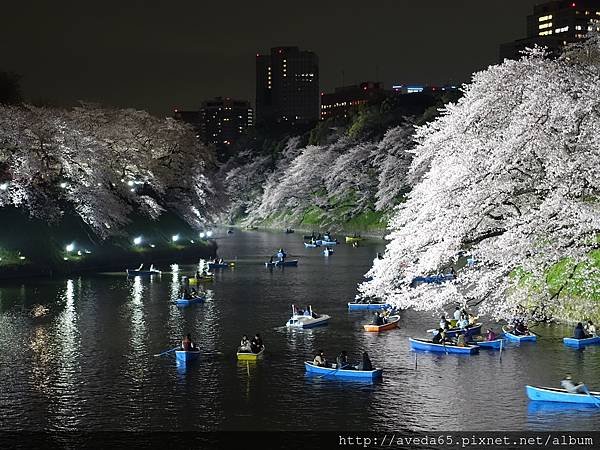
[
  {"xmin": 538, "ymin": 22, "xmax": 552, "ymax": 29},
  {"xmin": 538, "ymin": 14, "xmax": 553, "ymax": 22},
  {"xmin": 539, "ymin": 30, "xmax": 553, "ymax": 36},
  {"xmin": 555, "ymin": 26, "xmax": 569, "ymax": 33}
]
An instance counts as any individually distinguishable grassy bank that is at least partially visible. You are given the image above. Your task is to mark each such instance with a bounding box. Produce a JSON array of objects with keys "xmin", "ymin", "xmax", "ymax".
[{"xmin": 0, "ymin": 207, "xmax": 217, "ymax": 279}]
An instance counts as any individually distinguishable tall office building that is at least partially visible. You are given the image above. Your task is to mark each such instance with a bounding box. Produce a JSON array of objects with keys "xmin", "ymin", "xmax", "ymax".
[
  {"xmin": 200, "ymin": 97, "xmax": 253, "ymax": 148},
  {"xmin": 256, "ymin": 46, "xmax": 319, "ymax": 125},
  {"xmin": 500, "ymin": 1, "xmax": 600, "ymax": 61}
]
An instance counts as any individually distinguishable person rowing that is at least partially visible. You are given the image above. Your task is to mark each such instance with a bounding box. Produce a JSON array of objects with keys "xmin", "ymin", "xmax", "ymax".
[
  {"xmin": 561, "ymin": 374, "xmax": 590, "ymax": 394},
  {"xmin": 313, "ymin": 350, "xmax": 327, "ymax": 367}
]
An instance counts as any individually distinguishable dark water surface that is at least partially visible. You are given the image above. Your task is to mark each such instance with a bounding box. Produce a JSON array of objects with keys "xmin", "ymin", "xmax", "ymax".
[{"xmin": 1, "ymin": 230, "xmax": 599, "ymax": 432}]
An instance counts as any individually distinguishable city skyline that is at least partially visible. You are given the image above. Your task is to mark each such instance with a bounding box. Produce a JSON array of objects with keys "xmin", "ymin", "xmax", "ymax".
[{"xmin": 2, "ymin": 0, "xmax": 542, "ymax": 116}]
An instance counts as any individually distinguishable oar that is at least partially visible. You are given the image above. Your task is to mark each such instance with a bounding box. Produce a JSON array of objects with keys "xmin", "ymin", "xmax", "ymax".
[
  {"xmin": 586, "ymin": 392, "xmax": 600, "ymax": 408},
  {"xmin": 153, "ymin": 347, "xmax": 179, "ymax": 357}
]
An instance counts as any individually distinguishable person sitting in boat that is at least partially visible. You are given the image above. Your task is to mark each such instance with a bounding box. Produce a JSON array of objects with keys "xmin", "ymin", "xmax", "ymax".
[
  {"xmin": 358, "ymin": 352, "xmax": 373, "ymax": 371},
  {"xmin": 336, "ymin": 351, "xmax": 351, "ymax": 369},
  {"xmin": 303, "ymin": 308, "xmax": 311, "ymax": 316},
  {"xmin": 250, "ymin": 333, "xmax": 264, "ymax": 353},
  {"xmin": 485, "ymin": 328, "xmax": 497, "ymax": 341},
  {"xmin": 432, "ymin": 328, "xmax": 450, "ymax": 344},
  {"xmin": 453, "ymin": 306, "xmax": 462, "ymax": 322},
  {"xmin": 585, "ymin": 320, "xmax": 597, "ymax": 337},
  {"xmin": 574, "ymin": 322, "xmax": 589, "ymax": 340},
  {"xmin": 181, "ymin": 333, "xmax": 195, "ymax": 351},
  {"xmin": 352, "ymin": 242, "xmax": 359, "ymax": 248},
  {"xmin": 455, "ymin": 330, "xmax": 466, "ymax": 347},
  {"xmin": 313, "ymin": 350, "xmax": 327, "ymax": 367},
  {"xmin": 439, "ymin": 315, "xmax": 450, "ymax": 330},
  {"xmin": 373, "ymin": 312, "xmax": 384, "ymax": 326},
  {"xmin": 561, "ymin": 374, "xmax": 590, "ymax": 394},
  {"xmin": 458, "ymin": 316, "xmax": 469, "ymax": 330},
  {"xmin": 468, "ymin": 313, "xmax": 479, "ymax": 326},
  {"xmin": 218, "ymin": 258, "xmax": 224, "ymax": 264},
  {"xmin": 514, "ymin": 321, "xmax": 529, "ymax": 336},
  {"xmin": 239, "ymin": 335, "xmax": 251, "ymax": 352}
]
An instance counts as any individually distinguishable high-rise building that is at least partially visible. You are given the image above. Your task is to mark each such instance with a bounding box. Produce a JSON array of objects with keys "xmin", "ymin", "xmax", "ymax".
[
  {"xmin": 500, "ymin": 1, "xmax": 600, "ymax": 61},
  {"xmin": 256, "ymin": 46, "xmax": 319, "ymax": 125},
  {"xmin": 320, "ymin": 81, "xmax": 389, "ymax": 120},
  {"xmin": 173, "ymin": 97, "xmax": 253, "ymax": 159}
]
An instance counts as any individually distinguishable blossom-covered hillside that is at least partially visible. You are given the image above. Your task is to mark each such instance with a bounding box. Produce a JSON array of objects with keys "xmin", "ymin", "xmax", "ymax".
[{"xmin": 360, "ymin": 38, "xmax": 600, "ymax": 321}]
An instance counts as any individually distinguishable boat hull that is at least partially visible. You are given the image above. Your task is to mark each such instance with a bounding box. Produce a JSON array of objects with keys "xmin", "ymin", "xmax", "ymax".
[
  {"xmin": 286, "ymin": 314, "xmax": 330, "ymax": 328},
  {"xmin": 189, "ymin": 276, "xmax": 214, "ymax": 285},
  {"xmin": 237, "ymin": 348, "xmax": 265, "ymax": 361},
  {"xmin": 265, "ymin": 260, "xmax": 298, "ymax": 267},
  {"xmin": 174, "ymin": 296, "xmax": 205, "ymax": 307},
  {"xmin": 126, "ymin": 270, "xmax": 161, "ymax": 276},
  {"xmin": 304, "ymin": 243, "xmax": 319, "ymax": 248},
  {"xmin": 175, "ymin": 350, "xmax": 200, "ymax": 364},
  {"xmin": 304, "ymin": 362, "xmax": 382, "ymax": 379},
  {"xmin": 208, "ymin": 263, "xmax": 229, "ymax": 269},
  {"xmin": 363, "ymin": 315, "xmax": 400, "ymax": 332},
  {"xmin": 345, "ymin": 236, "xmax": 363, "ymax": 243},
  {"xmin": 563, "ymin": 336, "xmax": 600, "ymax": 348},
  {"xmin": 503, "ymin": 327, "xmax": 536, "ymax": 342},
  {"xmin": 409, "ymin": 338, "xmax": 479, "ymax": 354},
  {"xmin": 468, "ymin": 337, "xmax": 506, "ymax": 349},
  {"xmin": 526, "ymin": 385, "xmax": 600, "ymax": 404},
  {"xmin": 347, "ymin": 302, "xmax": 390, "ymax": 311}
]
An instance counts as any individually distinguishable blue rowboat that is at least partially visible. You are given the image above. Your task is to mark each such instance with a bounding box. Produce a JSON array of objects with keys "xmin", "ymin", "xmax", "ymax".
[
  {"xmin": 126, "ymin": 269, "xmax": 161, "ymax": 276},
  {"xmin": 442, "ymin": 323, "xmax": 482, "ymax": 338},
  {"xmin": 347, "ymin": 302, "xmax": 390, "ymax": 311},
  {"xmin": 319, "ymin": 240, "xmax": 337, "ymax": 246},
  {"xmin": 304, "ymin": 242, "xmax": 320, "ymax": 248},
  {"xmin": 409, "ymin": 338, "xmax": 479, "ymax": 354},
  {"xmin": 410, "ymin": 273, "xmax": 454, "ymax": 287},
  {"xmin": 468, "ymin": 335, "xmax": 506, "ymax": 349},
  {"xmin": 563, "ymin": 336, "xmax": 600, "ymax": 348},
  {"xmin": 174, "ymin": 296, "xmax": 205, "ymax": 307},
  {"xmin": 304, "ymin": 362, "xmax": 383, "ymax": 379},
  {"xmin": 502, "ymin": 326, "xmax": 537, "ymax": 342},
  {"xmin": 175, "ymin": 350, "xmax": 200, "ymax": 364},
  {"xmin": 265, "ymin": 259, "xmax": 298, "ymax": 267},
  {"xmin": 526, "ymin": 385, "xmax": 600, "ymax": 405},
  {"xmin": 208, "ymin": 262, "xmax": 229, "ymax": 269}
]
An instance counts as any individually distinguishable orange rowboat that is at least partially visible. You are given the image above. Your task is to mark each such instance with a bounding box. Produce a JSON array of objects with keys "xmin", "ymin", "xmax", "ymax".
[{"xmin": 363, "ymin": 315, "xmax": 400, "ymax": 332}]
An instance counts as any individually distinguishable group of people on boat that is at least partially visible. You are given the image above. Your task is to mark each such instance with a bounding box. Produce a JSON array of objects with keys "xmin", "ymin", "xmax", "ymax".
[
  {"xmin": 239, "ymin": 333, "xmax": 264, "ymax": 354},
  {"xmin": 268, "ymin": 248, "xmax": 287, "ymax": 263},
  {"xmin": 573, "ymin": 320, "xmax": 596, "ymax": 339},
  {"xmin": 179, "ymin": 276, "xmax": 200, "ymax": 299},
  {"xmin": 437, "ymin": 306, "xmax": 478, "ymax": 332},
  {"xmin": 294, "ymin": 305, "xmax": 318, "ymax": 318},
  {"xmin": 372, "ymin": 310, "xmax": 393, "ymax": 326},
  {"xmin": 313, "ymin": 350, "xmax": 373, "ymax": 371}
]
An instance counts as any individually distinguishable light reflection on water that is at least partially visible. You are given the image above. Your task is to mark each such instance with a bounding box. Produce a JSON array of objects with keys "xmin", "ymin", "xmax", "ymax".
[{"xmin": 0, "ymin": 230, "xmax": 599, "ymax": 432}]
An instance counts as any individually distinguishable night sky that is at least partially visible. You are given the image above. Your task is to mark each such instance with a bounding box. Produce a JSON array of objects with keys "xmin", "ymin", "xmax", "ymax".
[{"xmin": 2, "ymin": 0, "xmax": 542, "ymax": 116}]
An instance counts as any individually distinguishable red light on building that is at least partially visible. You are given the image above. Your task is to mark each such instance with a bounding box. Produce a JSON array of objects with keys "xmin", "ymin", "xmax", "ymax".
[
  {"xmin": 571, "ymin": 2, "xmax": 576, "ymax": 6},
  {"xmin": 174, "ymin": 108, "xmax": 178, "ymax": 112},
  {"xmin": 321, "ymin": 92, "xmax": 324, "ymax": 96},
  {"xmin": 256, "ymin": 53, "xmax": 260, "ymax": 57},
  {"xmin": 278, "ymin": 49, "xmax": 282, "ymax": 54}
]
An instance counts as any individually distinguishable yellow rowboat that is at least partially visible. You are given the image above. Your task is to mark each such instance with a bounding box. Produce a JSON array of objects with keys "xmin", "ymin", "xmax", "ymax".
[
  {"xmin": 345, "ymin": 236, "xmax": 363, "ymax": 243},
  {"xmin": 236, "ymin": 347, "xmax": 265, "ymax": 361},
  {"xmin": 189, "ymin": 276, "xmax": 214, "ymax": 285}
]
